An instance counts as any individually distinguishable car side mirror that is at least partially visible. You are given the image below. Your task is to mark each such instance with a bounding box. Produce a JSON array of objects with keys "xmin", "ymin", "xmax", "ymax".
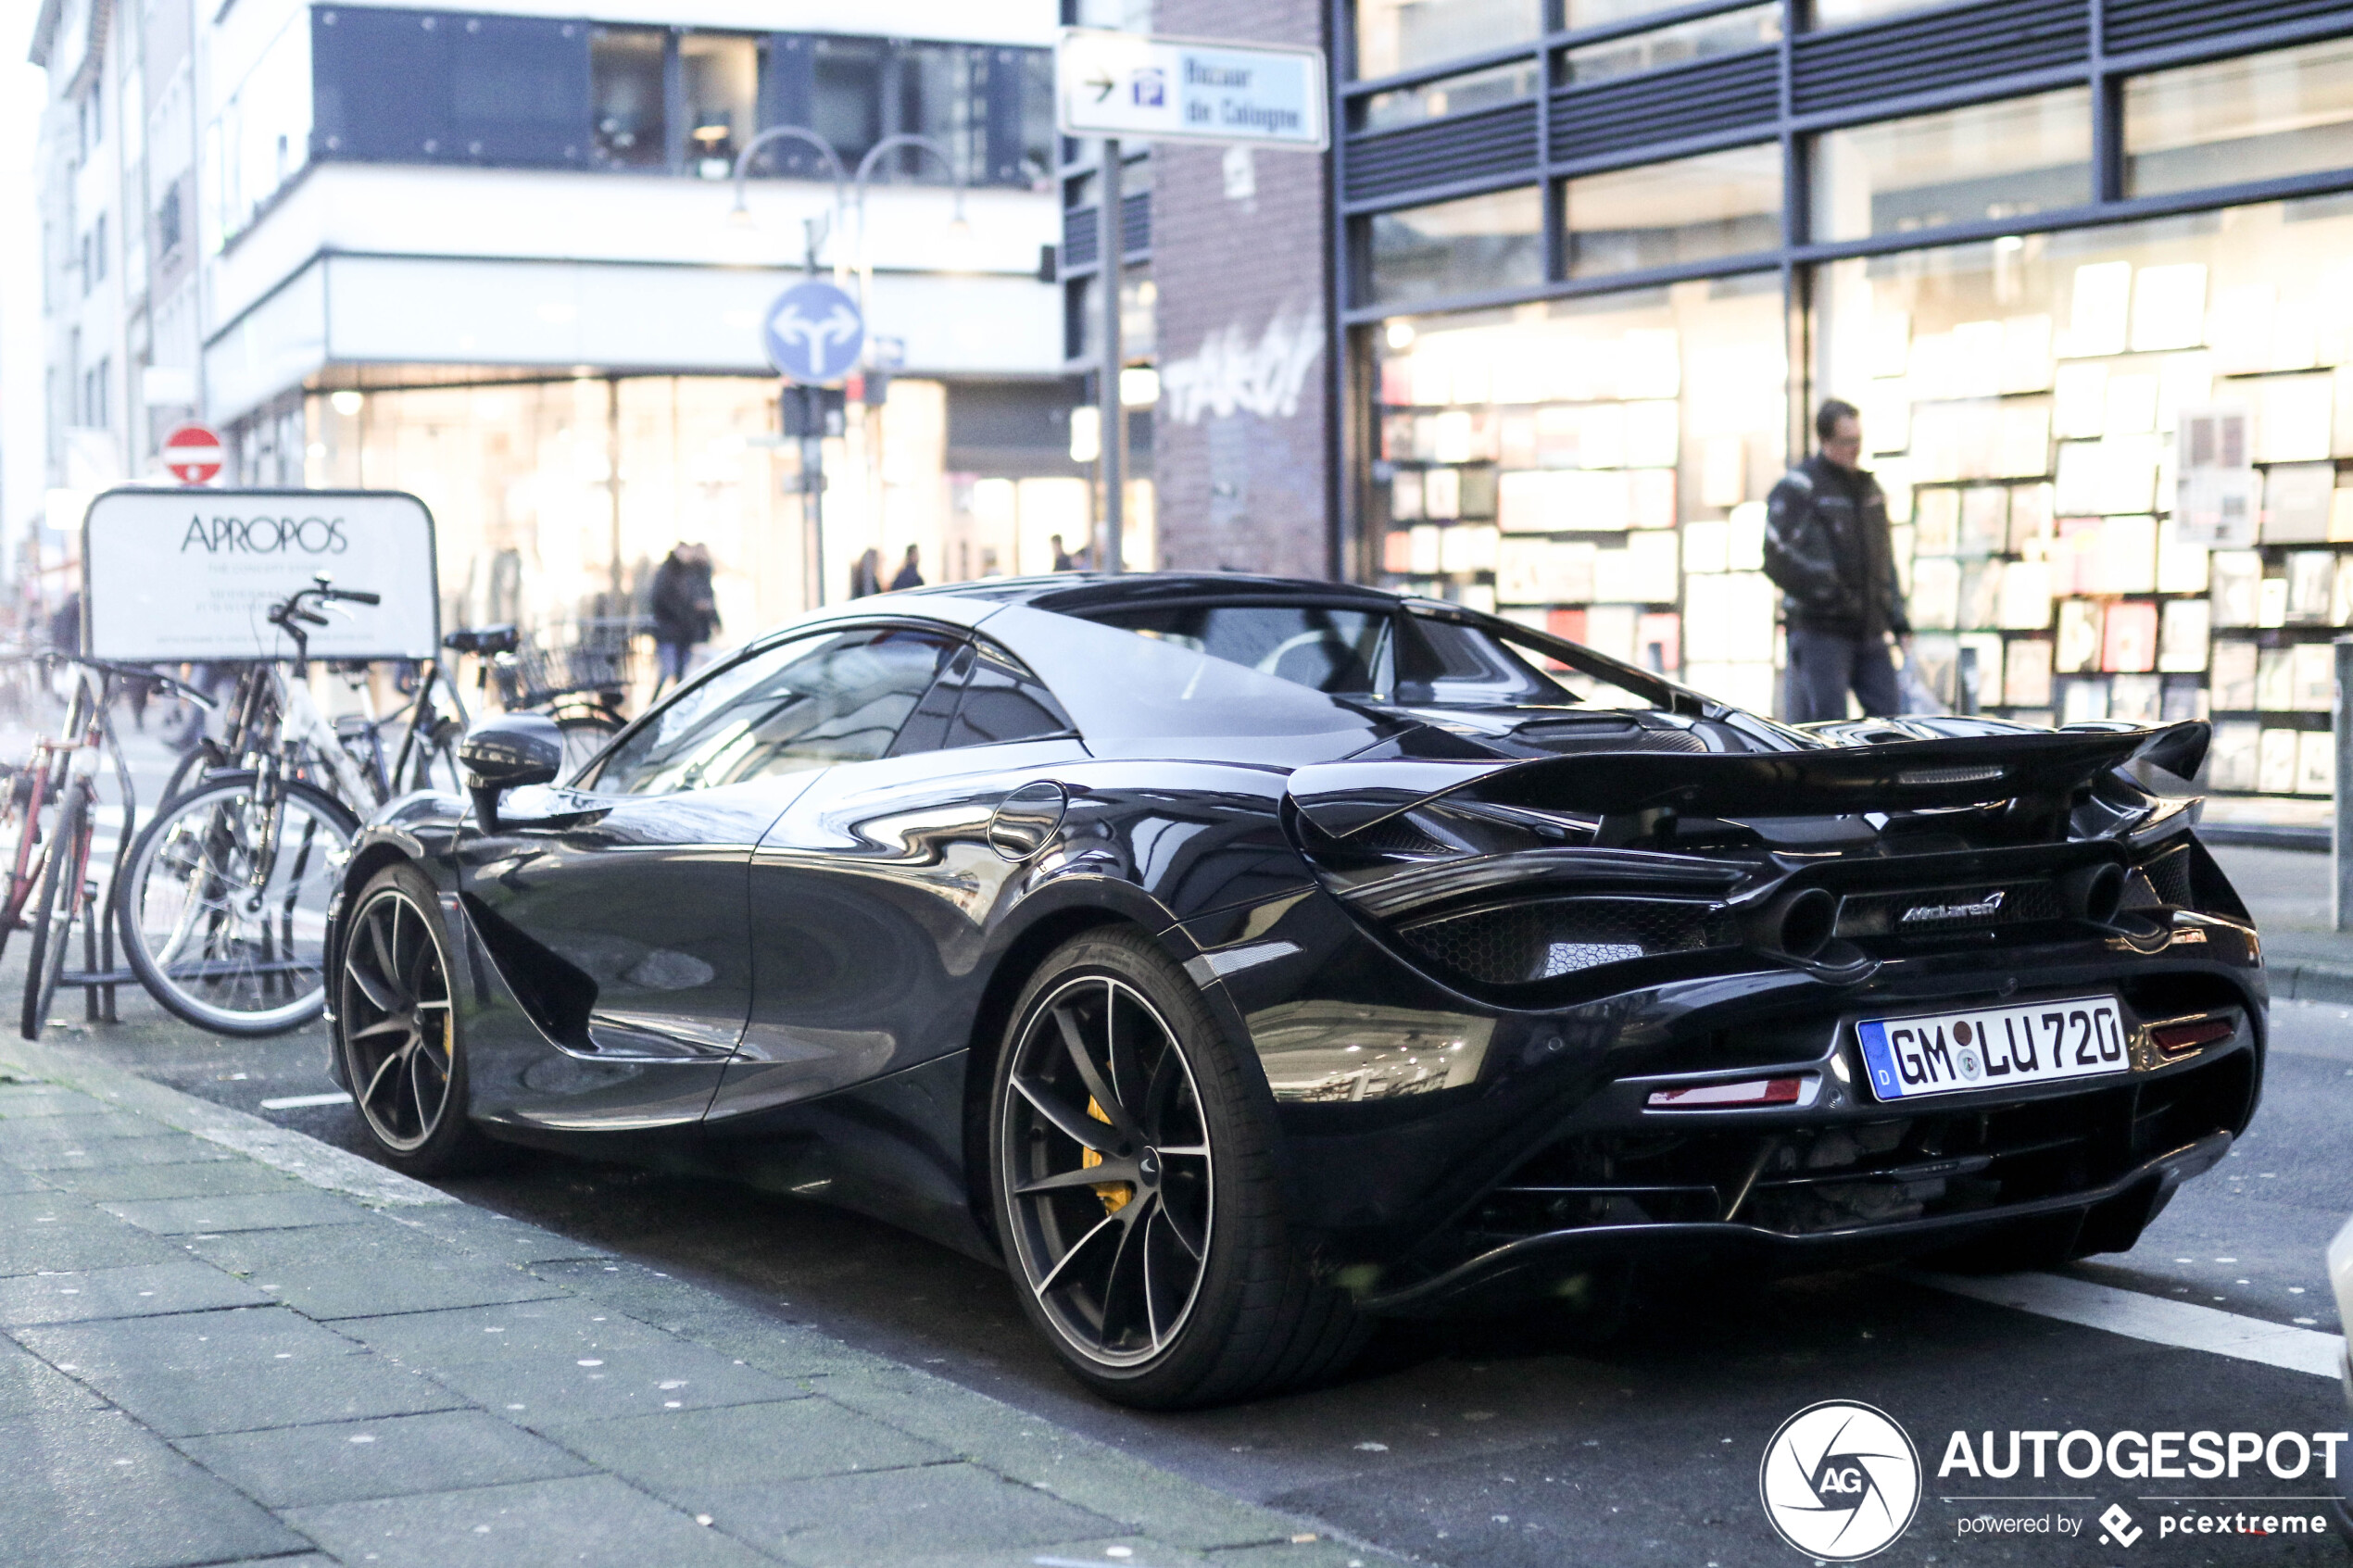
[{"xmin": 458, "ymin": 713, "xmax": 563, "ymax": 832}]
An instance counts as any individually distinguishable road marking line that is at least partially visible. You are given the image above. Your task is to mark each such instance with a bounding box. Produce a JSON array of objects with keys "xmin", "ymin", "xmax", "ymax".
[
  {"xmin": 258, "ymin": 1091, "xmax": 352, "ymax": 1110},
  {"xmin": 1914, "ymin": 1270, "xmax": 2343, "ymax": 1380}
]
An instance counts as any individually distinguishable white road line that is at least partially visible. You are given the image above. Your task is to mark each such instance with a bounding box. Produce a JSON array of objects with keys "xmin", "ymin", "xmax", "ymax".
[
  {"xmin": 1914, "ymin": 1270, "xmax": 2344, "ymax": 1380},
  {"xmin": 258, "ymin": 1091, "xmax": 352, "ymax": 1110}
]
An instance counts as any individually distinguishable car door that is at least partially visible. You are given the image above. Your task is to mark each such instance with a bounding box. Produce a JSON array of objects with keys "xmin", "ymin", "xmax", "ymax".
[
  {"xmin": 456, "ymin": 624, "xmax": 962, "ymax": 1131},
  {"xmin": 711, "ymin": 637, "xmax": 1088, "ymax": 1121}
]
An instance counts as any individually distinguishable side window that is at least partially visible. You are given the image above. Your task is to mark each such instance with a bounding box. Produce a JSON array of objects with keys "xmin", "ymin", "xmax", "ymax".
[
  {"xmin": 590, "ymin": 628, "xmax": 958, "ymax": 794},
  {"xmin": 887, "ymin": 644, "xmax": 976, "ymax": 757},
  {"xmin": 946, "ymin": 643, "xmax": 1076, "ymax": 748}
]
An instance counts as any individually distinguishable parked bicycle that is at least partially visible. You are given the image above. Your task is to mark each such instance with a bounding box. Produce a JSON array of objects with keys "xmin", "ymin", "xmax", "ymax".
[
  {"xmin": 0, "ymin": 651, "xmax": 212, "ymax": 1040},
  {"xmin": 111, "ymin": 577, "xmax": 403, "ymax": 1036},
  {"xmin": 447, "ymin": 621, "xmax": 627, "ymax": 777}
]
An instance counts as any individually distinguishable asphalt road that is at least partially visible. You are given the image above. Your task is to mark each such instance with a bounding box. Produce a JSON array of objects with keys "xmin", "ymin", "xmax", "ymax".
[{"xmin": 17, "ymin": 762, "xmax": 2353, "ymax": 1564}]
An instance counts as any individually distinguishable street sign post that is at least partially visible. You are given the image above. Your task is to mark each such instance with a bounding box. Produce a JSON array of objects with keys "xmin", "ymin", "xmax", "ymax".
[
  {"xmin": 1055, "ymin": 30, "xmax": 1328, "ymax": 149},
  {"xmin": 161, "ymin": 423, "xmax": 224, "ymax": 486},
  {"xmin": 761, "ymin": 280, "xmax": 863, "ymax": 608},
  {"xmin": 1054, "ymin": 29, "xmax": 1328, "ymax": 578}
]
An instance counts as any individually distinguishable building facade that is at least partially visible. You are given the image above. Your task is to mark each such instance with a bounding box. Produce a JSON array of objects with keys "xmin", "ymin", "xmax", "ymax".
[
  {"xmin": 1327, "ymin": 0, "xmax": 2353, "ymax": 827},
  {"xmin": 31, "ymin": 0, "xmax": 1083, "ymax": 640}
]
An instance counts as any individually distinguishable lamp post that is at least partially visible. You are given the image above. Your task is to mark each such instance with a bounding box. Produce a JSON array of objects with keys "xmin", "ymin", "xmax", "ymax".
[
  {"xmin": 728, "ymin": 125, "xmax": 849, "ymax": 277},
  {"xmin": 729, "ymin": 125, "xmax": 850, "ymax": 608},
  {"xmin": 848, "ymin": 134, "xmax": 969, "ymax": 588}
]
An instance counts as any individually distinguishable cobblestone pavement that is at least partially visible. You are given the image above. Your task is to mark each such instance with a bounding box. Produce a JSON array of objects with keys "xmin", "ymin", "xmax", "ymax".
[{"xmin": 0, "ymin": 1033, "xmax": 1392, "ymax": 1568}]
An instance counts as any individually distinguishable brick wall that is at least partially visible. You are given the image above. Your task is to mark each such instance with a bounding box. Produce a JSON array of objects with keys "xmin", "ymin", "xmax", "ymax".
[{"xmin": 1147, "ymin": 0, "xmax": 1334, "ymax": 579}]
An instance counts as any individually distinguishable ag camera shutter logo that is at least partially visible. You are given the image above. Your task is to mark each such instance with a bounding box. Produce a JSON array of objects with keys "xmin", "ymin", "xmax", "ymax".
[{"xmin": 1760, "ymin": 1400, "xmax": 1922, "ymax": 1560}]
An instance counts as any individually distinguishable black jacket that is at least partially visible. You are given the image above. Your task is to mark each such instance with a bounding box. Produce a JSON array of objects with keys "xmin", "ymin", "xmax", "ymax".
[
  {"xmin": 649, "ymin": 555, "xmax": 718, "ymax": 645},
  {"xmin": 1762, "ymin": 454, "xmax": 1909, "ymax": 638}
]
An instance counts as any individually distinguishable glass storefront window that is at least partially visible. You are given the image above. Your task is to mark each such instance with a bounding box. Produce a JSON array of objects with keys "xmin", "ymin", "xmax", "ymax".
[
  {"xmin": 1812, "ymin": 89, "xmax": 2092, "ymax": 242},
  {"xmin": 1364, "ymin": 60, "xmax": 1541, "ymax": 132},
  {"xmin": 1810, "ymin": 195, "xmax": 2353, "ymax": 812},
  {"xmin": 2123, "ymin": 37, "xmax": 2353, "ymax": 200},
  {"xmin": 1356, "ymin": 0, "xmax": 1541, "ymax": 81},
  {"xmin": 1564, "ymin": 4, "xmax": 1781, "ymax": 85},
  {"xmin": 680, "ymin": 33, "xmax": 758, "ymax": 178},
  {"xmin": 814, "ymin": 37, "xmax": 887, "ymax": 169},
  {"xmin": 1371, "ymin": 274, "xmax": 1787, "ymax": 710},
  {"xmin": 1367, "ymin": 187, "xmax": 1545, "ymax": 306},
  {"xmin": 591, "ymin": 28, "xmax": 666, "ymax": 169},
  {"xmin": 1564, "ymin": 144, "xmax": 1781, "ymax": 279}
]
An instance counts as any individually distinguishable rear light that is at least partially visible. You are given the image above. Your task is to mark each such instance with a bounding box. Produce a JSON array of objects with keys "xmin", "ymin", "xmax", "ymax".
[
  {"xmin": 2148, "ymin": 1017, "xmax": 2233, "ymax": 1056},
  {"xmin": 1647, "ymin": 1075, "xmax": 1806, "ymax": 1109}
]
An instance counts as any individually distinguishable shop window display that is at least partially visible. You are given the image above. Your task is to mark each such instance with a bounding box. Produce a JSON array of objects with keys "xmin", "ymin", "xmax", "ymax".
[
  {"xmin": 1814, "ymin": 195, "xmax": 2353, "ymax": 821},
  {"xmin": 1371, "ymin": 273, "xmax": 1787, "ymax": 715}
]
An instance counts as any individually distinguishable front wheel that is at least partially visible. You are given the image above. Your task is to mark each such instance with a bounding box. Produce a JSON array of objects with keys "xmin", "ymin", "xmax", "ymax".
[
  {"xmin": 990, "ymin": 928, "xmax": 1367, "ymax": 1408},
  {"xmin": 19, "ymin": 780, "xmax": 92, "ymax": 1041},
  {"xmin": 334, "ymin": 861, "xmax": 488, "ymax": 1175},
  {"xmin": 115, "ymin": 771, "xmax": 359, "ymax": 1035}
]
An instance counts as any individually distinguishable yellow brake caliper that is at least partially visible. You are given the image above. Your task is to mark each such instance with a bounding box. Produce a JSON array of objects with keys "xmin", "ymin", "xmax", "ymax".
[{"xmin": 1080, "ymin": 1097, "xmax": 1132, "ymax": 1214}]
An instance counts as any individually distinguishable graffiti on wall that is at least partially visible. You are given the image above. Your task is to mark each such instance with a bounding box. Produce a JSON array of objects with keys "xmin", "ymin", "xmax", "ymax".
[{"xmin": 1160, "ymin": 303, "xmax": 1324, "ymax": 425}]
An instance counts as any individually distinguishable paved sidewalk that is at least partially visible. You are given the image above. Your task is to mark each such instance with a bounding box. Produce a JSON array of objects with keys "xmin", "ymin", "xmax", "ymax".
[{"xmin": 0, "ymin": 1036, "xmax": 1391, "ymax": 1568}]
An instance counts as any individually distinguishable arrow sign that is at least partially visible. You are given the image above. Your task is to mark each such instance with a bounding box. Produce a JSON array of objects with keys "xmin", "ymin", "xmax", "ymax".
[
  {"xmin": 1055, "ymin": 29, "xmax": 1327, "ymax": 149},
  {"xmin": 761, "ymin": 280, "xmax": 865, "ymax": 385}
]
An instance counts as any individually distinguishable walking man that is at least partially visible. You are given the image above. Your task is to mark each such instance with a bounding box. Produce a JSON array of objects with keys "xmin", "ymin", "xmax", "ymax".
[
  {"xmin": 1764, "ymin": 400, "xmax": 1912, "ymax": 722},
  {"xmin": 888, "ymin": 544, "xmax": 924, "ymax": 592},
  {"xmin": 649, "ymin": 542, "xmax": 719, "ymax": 697}
]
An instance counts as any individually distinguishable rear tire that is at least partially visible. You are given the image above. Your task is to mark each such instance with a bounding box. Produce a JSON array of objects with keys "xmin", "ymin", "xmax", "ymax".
[
  {"xmin": 990, "ymin": 927, "xmax": 1367, "ymax": 1408},
  {"xmin": 19, "ymin": 780, "xmax": 90, "ymax": 1041}
]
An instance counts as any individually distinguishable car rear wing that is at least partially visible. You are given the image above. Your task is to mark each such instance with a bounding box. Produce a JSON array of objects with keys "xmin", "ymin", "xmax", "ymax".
[{"xmin": 1288, "ymin": 721, "xmax": 2210, "ymax": 839}]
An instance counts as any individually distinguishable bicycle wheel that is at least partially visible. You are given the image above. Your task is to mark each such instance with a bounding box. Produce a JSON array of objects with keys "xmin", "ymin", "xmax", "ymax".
[
  {"xmin": 115, "ymin": 771, "xmax": 359, "ymax": 1036},
  {"xmin": 19, "ymin": 779, "xmax": 91, "ymax": 1041},
  {"xmin": 555, "ymin": 712, "xmax": 621, "ymax": 781}
]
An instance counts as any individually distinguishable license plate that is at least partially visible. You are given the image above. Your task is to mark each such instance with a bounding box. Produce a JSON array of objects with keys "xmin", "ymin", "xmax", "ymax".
[{"xmin": 1856, "ymin": 997, "xmax": 2128, "ymax": 1101}]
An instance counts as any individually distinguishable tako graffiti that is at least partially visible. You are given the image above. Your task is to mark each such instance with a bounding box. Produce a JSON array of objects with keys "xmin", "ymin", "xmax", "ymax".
[{"xmin": 1160, "ymin": 304, "xmax": 1324, "ymax": 425}]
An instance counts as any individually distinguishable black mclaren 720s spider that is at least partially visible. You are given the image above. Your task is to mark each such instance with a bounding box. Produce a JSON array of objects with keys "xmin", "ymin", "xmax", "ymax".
[{"xmin": 323, "ymin": 573, "xmax": 2264, "ymax": 1407}]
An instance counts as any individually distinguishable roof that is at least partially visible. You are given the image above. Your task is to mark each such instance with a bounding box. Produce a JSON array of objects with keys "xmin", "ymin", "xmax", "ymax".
[{"xmin": 888, "ymin": 571, "xmax": 1410, "ymax": 615}]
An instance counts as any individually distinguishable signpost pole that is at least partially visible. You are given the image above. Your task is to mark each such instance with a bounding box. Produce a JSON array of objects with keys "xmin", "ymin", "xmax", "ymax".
[
  {"xmin": 1098, "ymin": 137, "xmax": 1125, "ymax": 576},
  {"xmin": 800, "ymin": 387, "xmax": 826, "ymax": 608},
  {"xmin": 2335, "ymin": 635, "xmax": 2352, "ymax": 931}
]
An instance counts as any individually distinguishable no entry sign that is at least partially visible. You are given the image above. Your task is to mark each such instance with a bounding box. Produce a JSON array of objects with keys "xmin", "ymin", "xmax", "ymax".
[{"xmin": 161, "ymin": 424, "xmax": 224, "ymax": 486}]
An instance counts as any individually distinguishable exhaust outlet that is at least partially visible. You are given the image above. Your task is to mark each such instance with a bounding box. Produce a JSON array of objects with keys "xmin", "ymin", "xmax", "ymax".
[
  {"xmin": 2060, "ymin": 861, "xmax": 2127, "ymax": 924},
  {"xmin": 1756, "ymin": 887, "xmax": 1839, "ymax": 960}
]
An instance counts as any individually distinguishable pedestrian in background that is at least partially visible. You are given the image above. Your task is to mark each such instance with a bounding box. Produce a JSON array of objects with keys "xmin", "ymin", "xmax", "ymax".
[
  {"xmin": 1050, "ymin": 533, "xmax": 1077, "ymax": 572},
  {"xmin": 649, "ymin": 542, "xmax": 718, "ymax": 698},
  {"xmin": 888, "ymin": 545, "xmax": 925, "ymax": 592},
  {"xmin": 849, "ymin": 547, "xmax": 883, "ymax": 599},
  {"xmin": 1763, "ymin": 399, "xmax": 1912, "ymax": 722}
]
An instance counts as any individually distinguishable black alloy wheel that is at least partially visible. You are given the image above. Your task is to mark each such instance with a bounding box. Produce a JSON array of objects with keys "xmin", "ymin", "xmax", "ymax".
[
  {"xmin": 991, "ymin": 928, "xmax": 1367, "ymax": 1408},
  {"xmin": 1001, "ymin": 972, "xmax": 1214, "ymax": 1366},
  {"xmin": 336, "ymin": 863, "xmax": 485, "ymax": 1174}
]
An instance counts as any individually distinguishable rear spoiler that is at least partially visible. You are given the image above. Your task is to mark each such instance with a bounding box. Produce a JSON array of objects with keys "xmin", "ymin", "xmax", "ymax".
[{"xmin": 1289, "ymin": 721, "xmax": 2208, "ymax": 838}]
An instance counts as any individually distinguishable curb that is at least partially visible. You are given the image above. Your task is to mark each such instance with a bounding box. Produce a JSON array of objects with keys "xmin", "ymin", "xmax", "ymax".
[
  {"xmin": 2273, "ymin": 960, "xmax": 2353, "ymax": 1007},
  {"xmin": 0, "ymin": 1033, "xmax": 450, "ymax": 1207}
]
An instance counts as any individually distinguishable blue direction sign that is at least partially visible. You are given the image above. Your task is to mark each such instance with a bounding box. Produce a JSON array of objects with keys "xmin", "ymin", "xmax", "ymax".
[{"xmin": 761, "ymin": 280, "xmax": 864, "ymax": 384}]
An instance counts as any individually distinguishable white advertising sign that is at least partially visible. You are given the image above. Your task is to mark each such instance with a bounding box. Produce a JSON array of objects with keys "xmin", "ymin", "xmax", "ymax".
[
  {"xmin": 83, "ymin": 488, "xmax": 441, "ymax": 661},
  {"xmin": 1056, "ymin": 29, "xmax": 1327, "ymax": 149}
]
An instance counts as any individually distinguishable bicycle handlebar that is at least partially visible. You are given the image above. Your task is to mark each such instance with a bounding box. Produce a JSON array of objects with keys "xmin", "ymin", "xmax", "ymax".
[{"xmin": 0, "ymin": 650, "xmax": 220, "ymax": 710}]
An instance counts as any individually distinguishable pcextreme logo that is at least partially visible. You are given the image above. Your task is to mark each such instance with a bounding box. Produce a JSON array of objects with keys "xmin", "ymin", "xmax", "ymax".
[{"xmin": 1760, "ymin": 1400, "xmax": 1923, "ymax": 1561}]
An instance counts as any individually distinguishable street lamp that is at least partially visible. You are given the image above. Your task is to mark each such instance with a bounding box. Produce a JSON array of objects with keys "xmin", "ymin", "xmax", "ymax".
[
  {"xmin": 728, "ymin": 124, "xmax": 850, "ymax": 277},
  {"xmin": 849, "ymin": 133, "xmax": 970, "ymax": 320}
]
